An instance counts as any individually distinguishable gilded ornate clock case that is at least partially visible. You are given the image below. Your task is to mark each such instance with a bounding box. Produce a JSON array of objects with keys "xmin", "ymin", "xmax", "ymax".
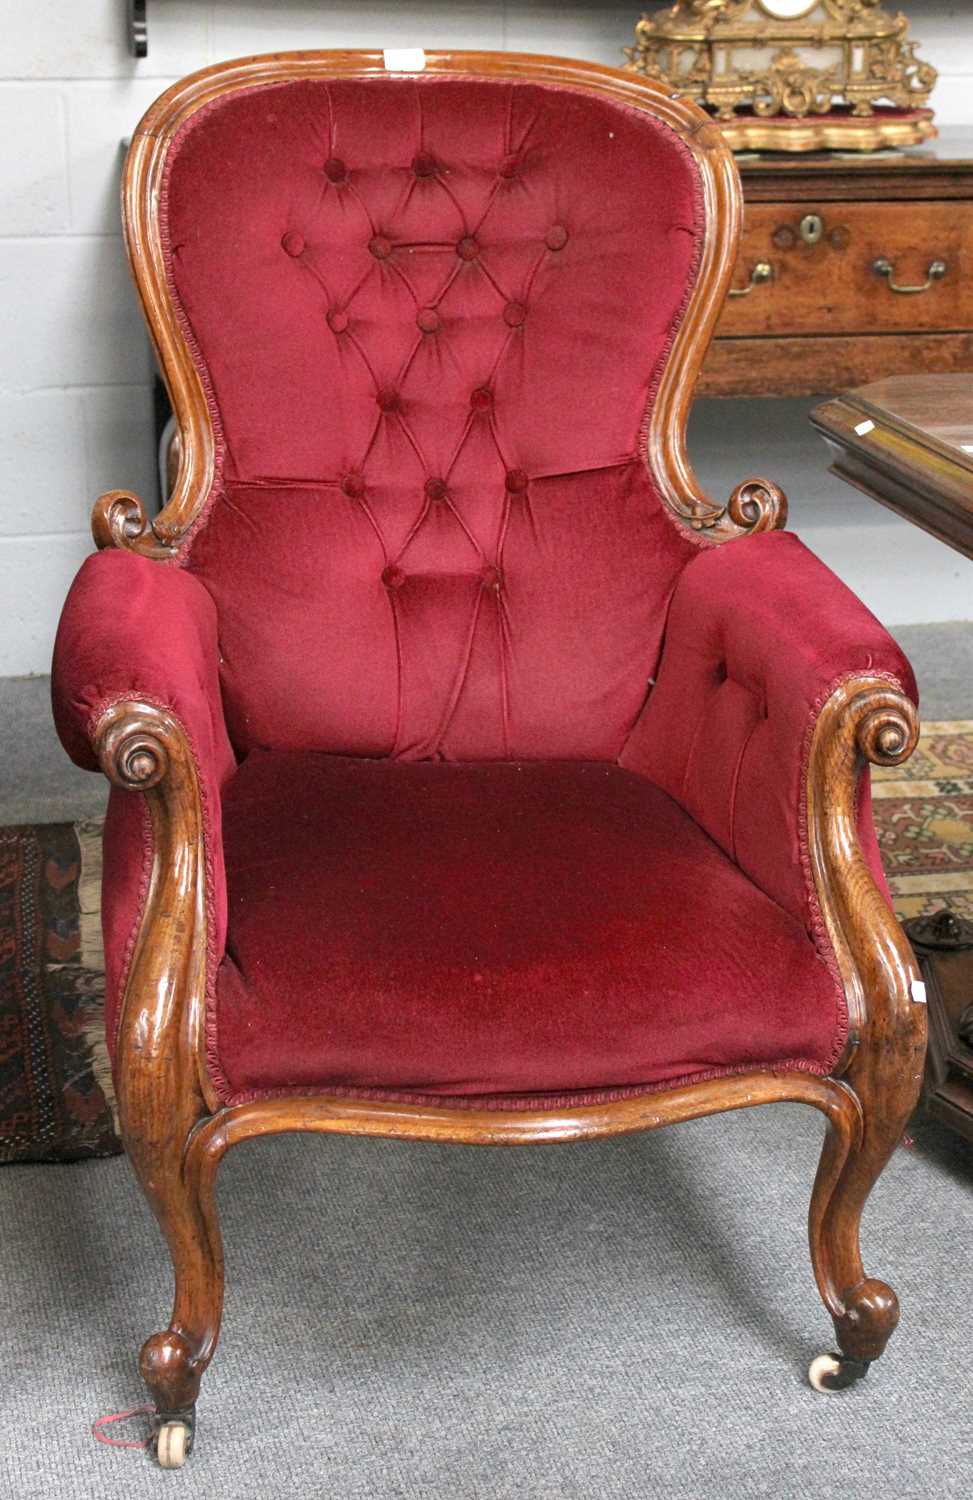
[{"xmin": 627, "ymin": 0, "xmax": 938, "ymax": 152}]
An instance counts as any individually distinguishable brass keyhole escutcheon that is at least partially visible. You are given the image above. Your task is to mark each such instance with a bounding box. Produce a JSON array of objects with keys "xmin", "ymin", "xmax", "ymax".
[{"xmin": 800, "ymin": 213, "xmax": 824, "ymax": 246}]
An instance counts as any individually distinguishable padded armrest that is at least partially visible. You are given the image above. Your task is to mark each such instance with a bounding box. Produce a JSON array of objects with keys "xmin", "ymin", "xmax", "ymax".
[
  {"xmin": 52, "ymin": 550, "xmax": 236, "ymax": 1057},
  {"xmin": 52, "ymin": 549, "xmax": 235, "ymax": 788},
  {"xmin": 619, "ymin": 530, "xmax": 917, "ymax": 931}
]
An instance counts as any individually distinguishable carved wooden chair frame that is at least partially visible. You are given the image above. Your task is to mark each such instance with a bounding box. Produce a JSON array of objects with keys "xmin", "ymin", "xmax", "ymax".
[{"xmin": 87, "ymin": 50, "xmax": 925, "ymax": 1466}]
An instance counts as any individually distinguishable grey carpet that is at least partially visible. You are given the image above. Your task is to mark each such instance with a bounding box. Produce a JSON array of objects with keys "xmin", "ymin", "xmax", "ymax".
[
  {"xmin": 895, "ymin": 622, "xmax": 973, "ymax": 720},
  {"xmin": 1, "ymin": 1106, "xmax": 970, "ymax": 1497},
  {"xmin": 0, "ymin": 676, "xmax": 107, "ymax": 825}
]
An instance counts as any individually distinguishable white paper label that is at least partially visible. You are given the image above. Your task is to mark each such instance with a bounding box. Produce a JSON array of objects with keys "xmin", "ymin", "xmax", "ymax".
[
  {"xmin": 383, "ymin": 48, "xmax": 426, "ymax": 71},
  {"xmin": 854, "ymin": 419, "xmax": 876, "ymax": 437},
  {"xmin": 911, "ymin": 979, "xmax": 927, "ymax": 1005}
]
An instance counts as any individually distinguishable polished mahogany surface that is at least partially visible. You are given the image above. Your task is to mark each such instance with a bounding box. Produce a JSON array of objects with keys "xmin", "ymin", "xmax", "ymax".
[
  {"xmin": 812, "ymin": 374, "xmax": 973, "ymax": 560},
  {"xmin": 703, "ymin": 136, "xmax": 973, "ymax": 398}
]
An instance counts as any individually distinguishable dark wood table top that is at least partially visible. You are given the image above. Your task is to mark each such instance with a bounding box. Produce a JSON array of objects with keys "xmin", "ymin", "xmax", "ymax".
[
  {"xmin": 736, "ymin": 127, "xmax": 973, "ymax": 201},
  {"xmin": 738, "ymin": 125, "xmax": 973, "ymax": 175},
  {"xmin": 810, "ymin": 375, "xmax": 973, "ymax": 560}
]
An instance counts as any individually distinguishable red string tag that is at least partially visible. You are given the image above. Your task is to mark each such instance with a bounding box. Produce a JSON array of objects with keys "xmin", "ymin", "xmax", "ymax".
[{"xmin": 91, "ymin": 1405, "xmax": 154, "ymax": 1450}]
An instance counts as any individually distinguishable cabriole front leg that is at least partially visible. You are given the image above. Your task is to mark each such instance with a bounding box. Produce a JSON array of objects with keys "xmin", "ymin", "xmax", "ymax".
[
  {"xmin": 133, "ymin": 1125, "xmax": 224, "ymax": 1468},
  {"xmin": 805, "ymin": 679, "xmax": 927, "ymax": 1390},
  {"xmin": 95, "ymin": 700, "xmax": 223, "ymax": 1465}
]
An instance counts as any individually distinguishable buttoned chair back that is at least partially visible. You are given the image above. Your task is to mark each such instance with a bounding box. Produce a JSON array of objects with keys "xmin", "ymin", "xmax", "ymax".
[{"xmin": 159, "ymin": 71, "xmax": 709, "ymax": 760}]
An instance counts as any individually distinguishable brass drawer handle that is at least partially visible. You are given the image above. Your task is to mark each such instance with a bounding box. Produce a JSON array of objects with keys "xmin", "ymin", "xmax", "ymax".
[
  {"xmin": 872, "ymin": 257, "xmax": 948, "ymax": 295},
  {"xmin": 729, "ymin": 260, "xmax": 774, "ymax": 298}
]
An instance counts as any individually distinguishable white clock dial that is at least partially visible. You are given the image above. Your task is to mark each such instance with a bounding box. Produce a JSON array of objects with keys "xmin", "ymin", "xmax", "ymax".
[{"xmin": 756, "ymin": 0, "xmax": 820, "ymax": 17}]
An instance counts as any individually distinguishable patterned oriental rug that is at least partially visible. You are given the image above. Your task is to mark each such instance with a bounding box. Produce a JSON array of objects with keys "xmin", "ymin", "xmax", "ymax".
[
  {"xmin": 872, "ymin": 721, "xmax": 973, "ymax": 926},
  {"xmin": 0, "ymin": 821, "xmax": 119, "ymax": 1163},
  {"xmin": 1, "ymin": 723, "xmax": 971, "ymax": 1164}
]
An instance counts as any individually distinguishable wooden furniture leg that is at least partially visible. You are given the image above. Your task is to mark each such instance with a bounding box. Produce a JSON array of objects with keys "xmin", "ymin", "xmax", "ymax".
[
  {"xmin": 95, "ymin": 700, "xmax": 223, "ymax": 1465},
  {"xmin": 805, "ymin": 680, "xmax": 927, "ymax": 1390}
]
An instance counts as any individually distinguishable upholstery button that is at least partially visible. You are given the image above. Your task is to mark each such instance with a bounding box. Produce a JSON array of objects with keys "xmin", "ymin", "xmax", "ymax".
[
  {"xmin": 545, "ymin": 224, "xmax": 569, "ymax": 251},
  {"xmin": 498, "ymin": 153, "xmax": 520, "ymax": 179},
  {"xmin": 480, "ymin": 565, "xmax": 503, "ymax": 591},
  {"xmin": 503, "ymin": 301, "xmax": 527, "ymax": 328},
  {"xmin": 470, "ymin": 387, "xmax": 493, "ymax": 412},
  {"xmin": 324, "ymin": 157, "xmax": 347, "ymax": 183},
  {"xmin": 281, "ymin": 230, "xmax": 305, "ymax": 257},
  {"xmin": 456, "ymin": 236, "xmax": 480, "ymax": 262},
  {"xmin": 326, "ymin": 308, "xmax": 349, "ymax": 334},
  {"xmin": 341, "ymin": 472, "xmax": 365, "ymax": 499},
  {"xmin": 413, "ymin": 152, "xmax": 438, "ymax": 178},
  {"xmin": 382, "ymin": 565, "xmax": 406, "ymax": 590},
  {"xmin": 425, "ymin": 477, "xmax": 448, "ymax": 502},
  {"xmin": 369, "ymin": 235, "xmax": 392, "ymax": 260},
  {"xmin": 417, "ymin": 307, "xmax": 441, "ymax": 333},
  {"xmin": 505, "ymin": 468, "xmax": 528, "ymax": 494},
  {"xmin": 377, "ymin": 387, "xmax": 400, "ymax": 413}
]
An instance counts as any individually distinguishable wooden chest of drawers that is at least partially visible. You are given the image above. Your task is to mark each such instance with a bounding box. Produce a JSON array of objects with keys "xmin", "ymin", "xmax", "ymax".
[{"xmin": 700, "ymin": 129, "xmax": 973, "ymax": 398}]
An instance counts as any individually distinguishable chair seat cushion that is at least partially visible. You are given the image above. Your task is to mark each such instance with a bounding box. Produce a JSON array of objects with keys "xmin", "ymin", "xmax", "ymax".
[{"xmin": 210, "ymin": 754, "xmax": 844, "ymax": 1107}]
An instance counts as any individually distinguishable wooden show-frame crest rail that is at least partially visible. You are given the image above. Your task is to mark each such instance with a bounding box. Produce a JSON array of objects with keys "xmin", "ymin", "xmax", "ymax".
[{"xmin": 86, "ymin": 50, "xmax": 924, "ymax": 1466}]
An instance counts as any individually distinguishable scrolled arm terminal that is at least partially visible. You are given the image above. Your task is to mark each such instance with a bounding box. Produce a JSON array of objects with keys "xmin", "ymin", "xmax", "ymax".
[
  {"xmin": 95, "ymin": 701, "xmax": 177, "ymax": 793},
  {"xmin": 855, "ymin": 696, "xmax": 919, "ymax": 767}
]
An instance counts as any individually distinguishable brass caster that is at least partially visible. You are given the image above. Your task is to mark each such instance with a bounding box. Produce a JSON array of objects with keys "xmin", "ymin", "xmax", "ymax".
[
  {"xmin": 154, "ymin": 1407, "xmax": 196, "ymax": 1468},
  {"xmin": 808, "ymin": 1352, "xmax": 870, "ymax": 1392}
]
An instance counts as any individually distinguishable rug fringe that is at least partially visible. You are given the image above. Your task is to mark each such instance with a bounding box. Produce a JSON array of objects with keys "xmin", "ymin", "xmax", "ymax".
[
  {"xmin": 76, "ymin": 819, "xmax": 105, "ymax": 972},
  {"xmin": 76, "ymin": 818, "xmax": 117, "ymax": 1127}
]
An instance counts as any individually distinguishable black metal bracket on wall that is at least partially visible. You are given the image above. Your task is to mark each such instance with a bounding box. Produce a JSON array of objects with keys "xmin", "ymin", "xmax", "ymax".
[{"xmin": 128, "ymin": 0, "xmax": 148, "ymax": 57}]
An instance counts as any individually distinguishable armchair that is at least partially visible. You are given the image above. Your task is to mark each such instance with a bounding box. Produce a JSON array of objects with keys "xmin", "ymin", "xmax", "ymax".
[{"xmin": 52, "ymin": 51, "xmax": 926, "ymax": 1468}]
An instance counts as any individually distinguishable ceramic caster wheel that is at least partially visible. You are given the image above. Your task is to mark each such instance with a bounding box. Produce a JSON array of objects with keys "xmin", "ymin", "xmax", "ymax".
[
  {"xmin": 156, "ymin": 1415, "xmax": 194, "ymax": 1468},
  {"xmin": 808, "ymin": 1352, "xmax": 870, "ymax": 1392}
]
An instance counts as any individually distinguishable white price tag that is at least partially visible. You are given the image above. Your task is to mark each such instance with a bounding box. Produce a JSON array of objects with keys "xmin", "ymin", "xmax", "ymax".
[
  {"xmin": 854, "ymin": 419, "xmax": 876, "ymax": 437},
  {"xmin": 911, "ymin": 979, "xmax": 927, "ymax": 1005},
  {"xmin": 383, "ymin": 48, "xmax": 426, "ymax": 71}
]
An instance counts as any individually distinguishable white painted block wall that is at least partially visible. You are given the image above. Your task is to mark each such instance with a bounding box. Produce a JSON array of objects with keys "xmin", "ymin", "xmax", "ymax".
[{"xmin": 1, "ymin": 0, "xmax": 970, "ymax": 675}]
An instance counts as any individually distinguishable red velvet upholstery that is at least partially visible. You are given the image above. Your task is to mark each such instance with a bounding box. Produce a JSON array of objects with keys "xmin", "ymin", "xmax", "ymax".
[
  {"xmin": 212, "ymin": 754, "xmax": 843, "ymax": 1106},
  {"xmin": 165, "ymin": 77, "xmax": 704, "ymax": 759},
  {"xmin": 619, "ymin": 531, "xmax": 917, "ymax": 929},
  {"xmin": 50, "ymin": 69, "xmax": 918, "ymax": 1111},
  {"xmin": 51, "ymin": 550, "xmax": 235, "ymax": 1050}
]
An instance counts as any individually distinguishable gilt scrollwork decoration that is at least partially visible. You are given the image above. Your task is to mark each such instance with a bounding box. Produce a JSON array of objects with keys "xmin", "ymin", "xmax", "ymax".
[{"xmin": 626, "ymin": 1, "xmax": 937, "ymax": 151}]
